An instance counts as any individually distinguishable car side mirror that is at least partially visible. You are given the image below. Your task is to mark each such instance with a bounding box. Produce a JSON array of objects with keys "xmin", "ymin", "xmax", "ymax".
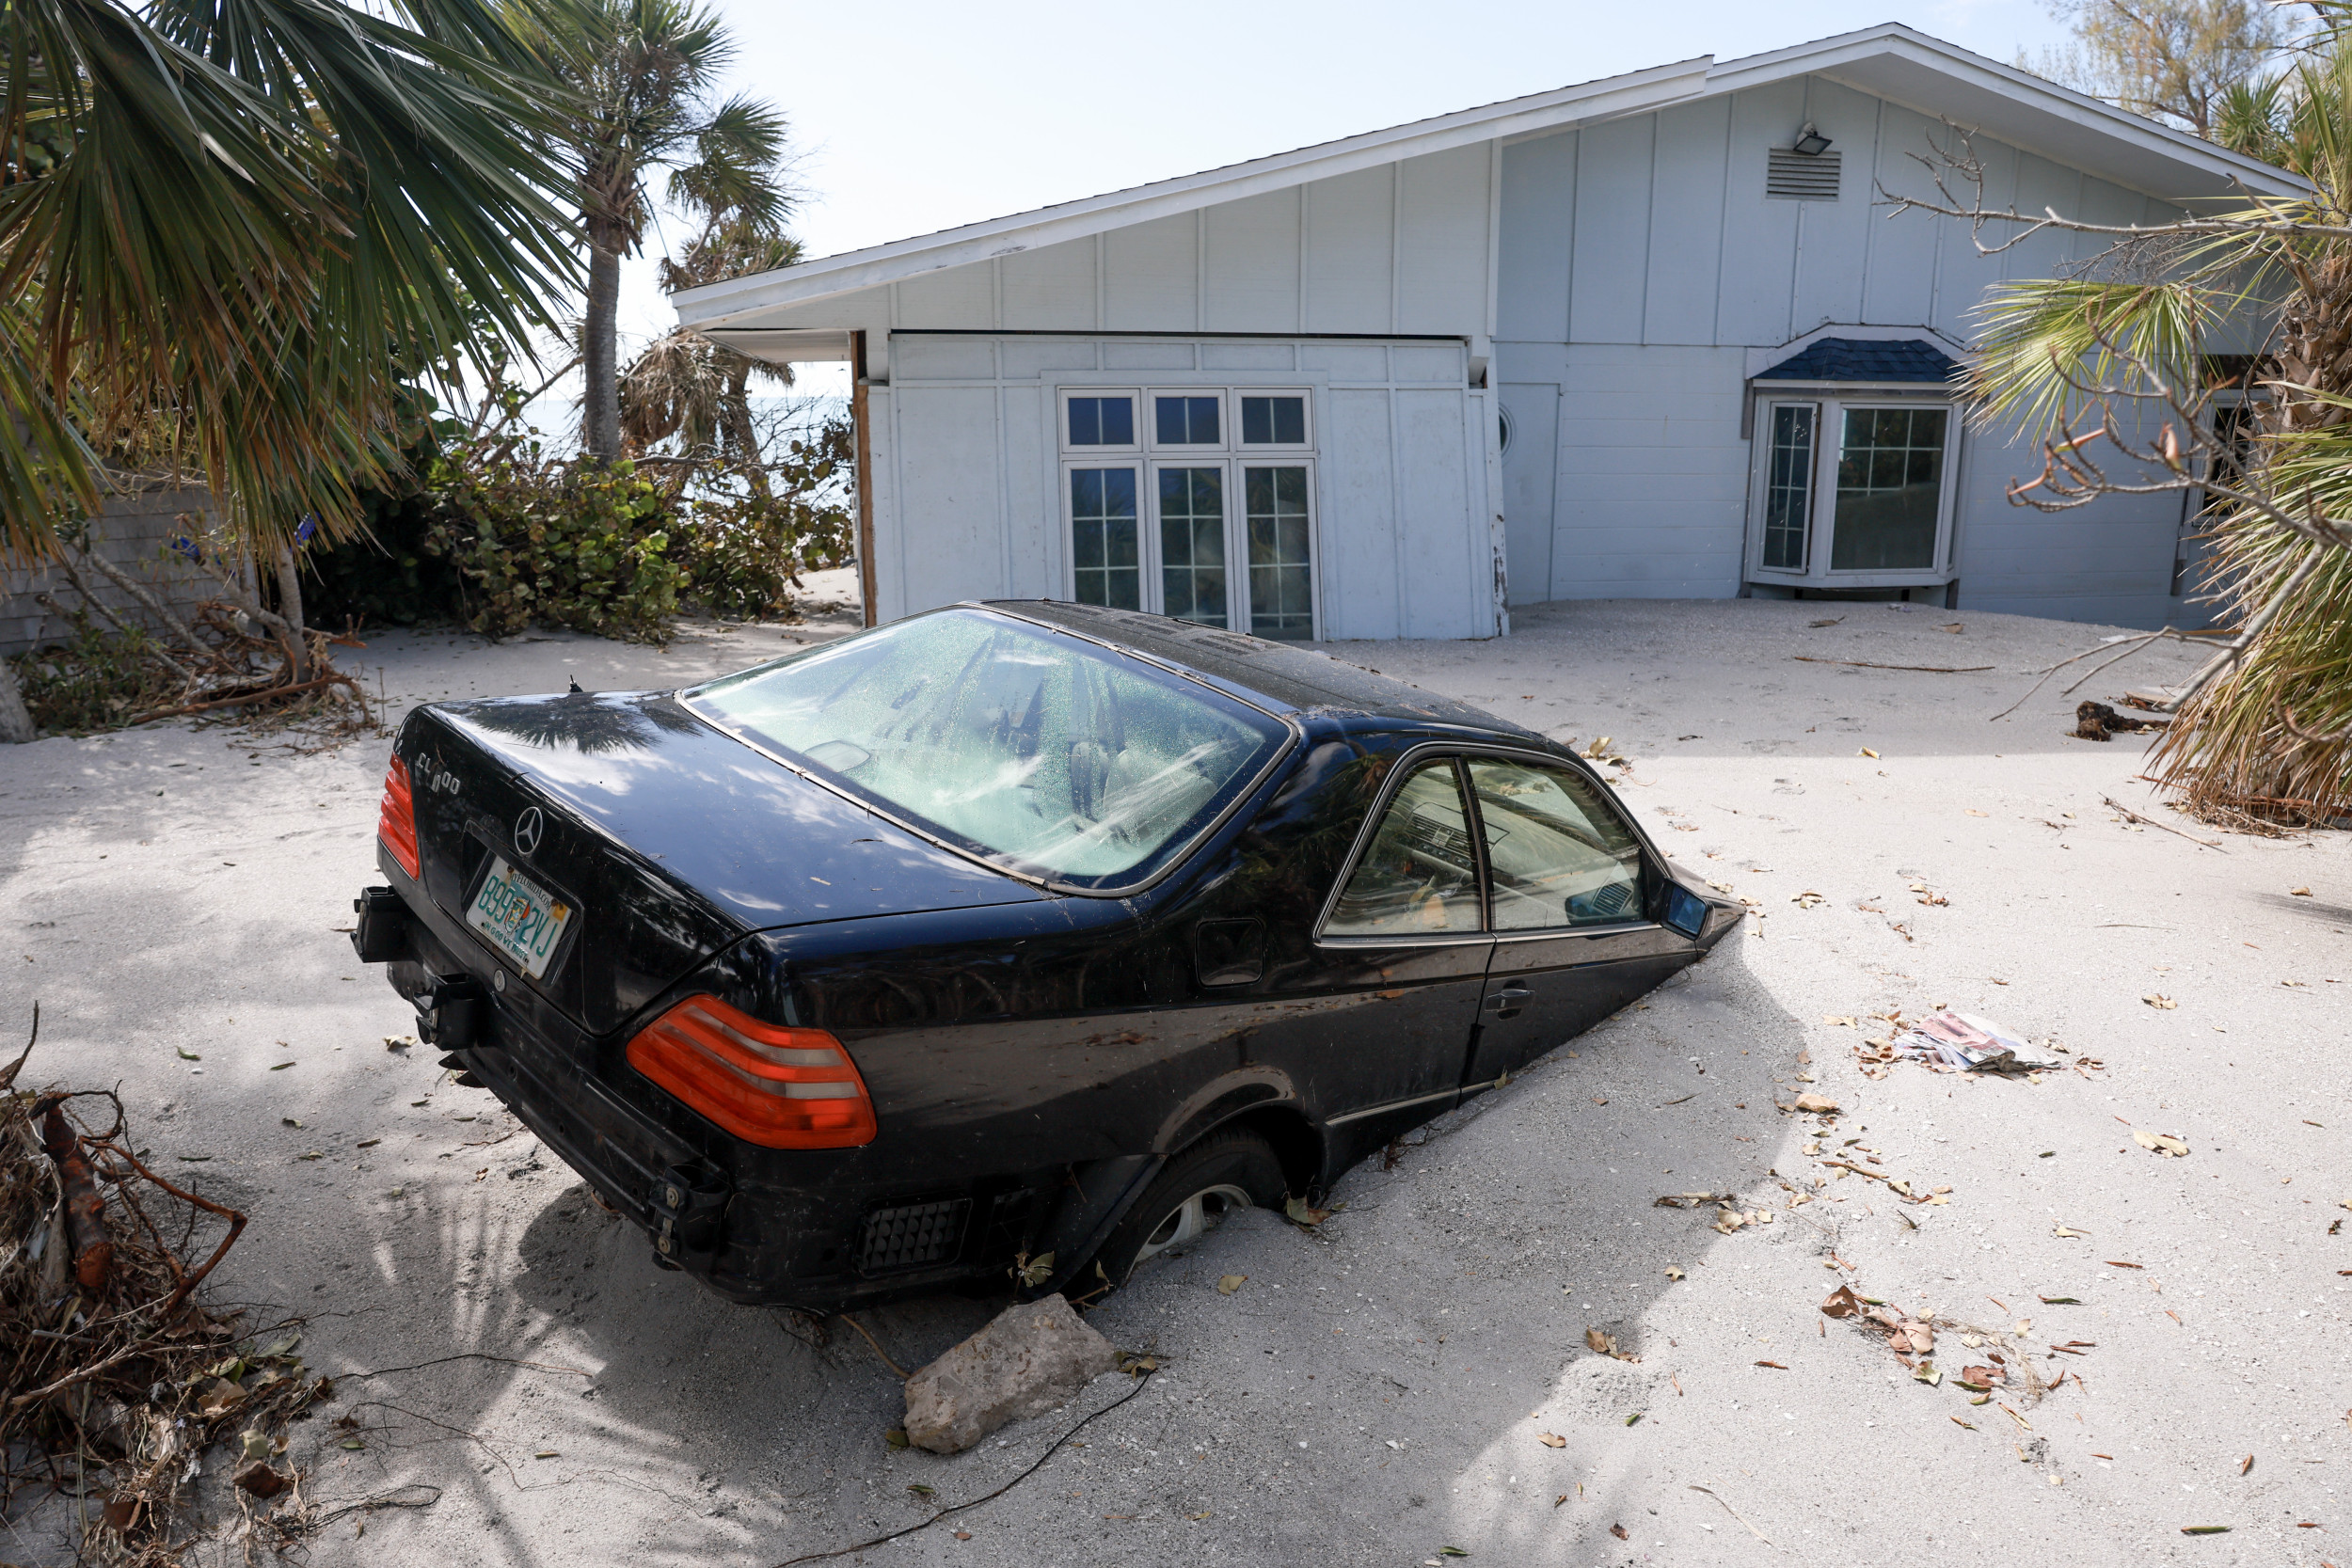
[
  {"xmin": 1195, "ymin": 917, "xmax": 1266, "ymax": 988},
  {"xmin": 1662, "ymin": 882, "xmax": 1708, "ymax": 939}
]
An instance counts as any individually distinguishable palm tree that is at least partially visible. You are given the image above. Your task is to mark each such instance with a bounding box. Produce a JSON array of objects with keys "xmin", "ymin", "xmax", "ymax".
[
  {"xmin": 1936, "ymin": 26, "xmax": 2352, "ymax": 823},
  {"xmin": 622, "ymin": 209, "xmax": 803, "ymax": 487},
  {"xmin": 0, "ymin": 0, "xmax": 582, "ymax": 739},
  {"xmin": 548, "ymin": 0, "xmax": 791, "ymax": 460}
]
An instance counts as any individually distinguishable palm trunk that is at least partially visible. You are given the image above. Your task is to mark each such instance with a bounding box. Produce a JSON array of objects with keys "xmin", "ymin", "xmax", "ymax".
[
  {"xmin": 583, "ymin": 238, "xmax": 624, "ymax": 461},
  {"xmin": 0, "ymin": 657, "xmax": 35, "ymax": 743},
  {"xmin": 722, "ymin": 358, "xmax": 770, "ymax": 499},
  {"xmin": 274, "ymin": 545, "xmax": 307, "ymax": 683}
]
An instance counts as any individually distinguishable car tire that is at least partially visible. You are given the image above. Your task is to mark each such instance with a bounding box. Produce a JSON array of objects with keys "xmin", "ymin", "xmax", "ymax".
[{"xmin": 1085, "ymin": 1129, "xmax": 1287, "ymax": 1294}]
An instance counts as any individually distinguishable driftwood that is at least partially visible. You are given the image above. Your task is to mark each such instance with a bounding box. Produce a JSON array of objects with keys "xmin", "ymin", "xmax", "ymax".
[{"xmin": 37, "ymin": 1100, "xmax": 112, "ymax": 1291}]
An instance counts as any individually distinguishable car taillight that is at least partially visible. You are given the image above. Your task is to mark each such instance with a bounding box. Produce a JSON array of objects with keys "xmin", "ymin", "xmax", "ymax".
[
  {"xmin": 377, "ymin": 754, "xmax": 420, "ymax": 879},
  {"xmin": 627, "ymin": 995, "xmax": 877, "ymax": 1149}
]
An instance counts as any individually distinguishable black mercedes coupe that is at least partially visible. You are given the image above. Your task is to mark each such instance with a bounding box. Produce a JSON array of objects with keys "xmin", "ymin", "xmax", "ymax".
[{"xmin": 353, "ymin": 601, "xmax": 1740, "ymax": 1311}]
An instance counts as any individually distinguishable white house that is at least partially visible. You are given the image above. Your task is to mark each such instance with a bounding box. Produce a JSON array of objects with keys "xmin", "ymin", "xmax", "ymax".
[{"xmin": 670, "ymin": 24, "xmax": 2293, "ymax": 641}]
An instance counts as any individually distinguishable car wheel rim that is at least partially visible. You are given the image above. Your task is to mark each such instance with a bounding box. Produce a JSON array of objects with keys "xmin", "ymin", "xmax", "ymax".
[{"xmin": 1133, "ymin": 1182, "xmax": 1254, "ymax": 1266}]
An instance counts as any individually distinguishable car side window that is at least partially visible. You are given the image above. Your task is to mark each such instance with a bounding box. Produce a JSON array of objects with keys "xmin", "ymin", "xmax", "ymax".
[
  {"xmin": 1324, "ymin": 759, "xmax": 1483, "ymax": 937},
  {"xmin": 1467, "ymin": 758, "xmax": 1645, "ymax": 929}
]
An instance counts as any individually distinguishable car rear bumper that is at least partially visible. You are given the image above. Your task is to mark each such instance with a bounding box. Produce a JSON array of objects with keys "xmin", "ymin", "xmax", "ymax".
[{"xmin": 371, "ymin": 862, "xmax": 1025, "ymax": 1314}]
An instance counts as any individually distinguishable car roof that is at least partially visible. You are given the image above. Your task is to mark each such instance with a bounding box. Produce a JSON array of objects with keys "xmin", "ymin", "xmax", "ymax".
[{"xmin": 980, "ymin": 600, "xmax": 1547, "ymax": 738}]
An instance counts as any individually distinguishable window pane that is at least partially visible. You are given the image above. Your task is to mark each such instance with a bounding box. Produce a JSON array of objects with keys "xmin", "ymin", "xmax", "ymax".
[
  {"xmin": 1467, "ymin": 758, "xmax": 1644, "ymax": 930},
  {"xmin": 1155, "ymin": 467, "xmax": 1227, "ymax": 626},
  {"xmin": 1155, "ymin": 395, "xmax": 1220, "ymax": 445},
  {"xmin": 1325, "ymin": 760, "xmax": 1483, "ymax": 936},
  {"xmin": 1067, "ymin": 397, "xmax": 1134, "ymax": 447},
  {"xmin": 1831, "ymin": 405, "xmax": 1947, "ymax": 571},
  {"xmin": 1241, "ymin": 395, "xmax": 1306, "ymax": 445},
  {"xmin": 1071, "ymin": 467, "xmax": 1140, "ymax": 610},
  {"xmin": 688, "ymin": 608, "xmax": 1287, "ymax": 888},
  {"xmin": 1244, "ymin": 465, "xmax": 1313, "ymax": 640},
  {"xmin": 1762, "ymin": 404, "xmax": 1814, "ymax": 572}
]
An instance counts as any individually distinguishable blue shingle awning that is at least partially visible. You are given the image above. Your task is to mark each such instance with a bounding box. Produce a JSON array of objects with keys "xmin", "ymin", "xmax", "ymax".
[{"xmin": 1755, "ymin": 337, "xmax": 1960, "ymax": 384}]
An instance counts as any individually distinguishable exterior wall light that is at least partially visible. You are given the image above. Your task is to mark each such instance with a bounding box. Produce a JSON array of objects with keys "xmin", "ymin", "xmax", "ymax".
[{"xmin": 1793, "ymin": 121, "xmax": 1833, "ymax": 156}]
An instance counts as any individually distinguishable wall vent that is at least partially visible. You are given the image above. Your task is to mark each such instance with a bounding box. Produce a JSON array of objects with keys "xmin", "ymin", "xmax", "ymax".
[{"xmin": 1766, "ymin": 148, "xmax": 1842, "ymax": 201}]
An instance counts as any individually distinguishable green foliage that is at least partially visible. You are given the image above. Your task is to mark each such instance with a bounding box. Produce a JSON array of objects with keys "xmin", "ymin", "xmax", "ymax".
[
  {"xmin": 7, "ymin": 615, "xmax": 182, "ymax": 736},
  {"xmin": 2, "ymin": 0, "xmax": 580, "ymax": 559},
  {"xmin": 668, "ymin": 424, "xmax": 854, "ymax": 620},
  {"xmin": 422, "ymin": 442, "xmax": 684, "ymax": 642},
  {"xmin": 304, "ymin": 415, "xmax": 853, "ymax": 640}
]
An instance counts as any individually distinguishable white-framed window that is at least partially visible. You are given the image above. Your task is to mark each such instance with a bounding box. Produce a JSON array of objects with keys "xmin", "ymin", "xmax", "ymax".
[
  {"xmin": 1060, "ymin": 388, "xmax": 1140, "ymax": 451},
  {"xmin": 1148, "ymin": 388, "xmax": 1226, "ymax": 450},
  {"xmin": 1237, "ymin": 389, "xmax": 1311, "ymax": 449},
  {"xmin": 1059, "ymin": 387, "xmax": 1320, "ymax": 640},
  {"xmin": 1746, "ymin": 392, "xmax": 1959, "ymax": 586}
]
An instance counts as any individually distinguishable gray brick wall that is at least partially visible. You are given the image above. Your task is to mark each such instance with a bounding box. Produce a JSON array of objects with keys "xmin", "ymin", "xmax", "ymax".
[{"xmin": 1, "ymin": 489, "xmax": 227, "ymax": 657}]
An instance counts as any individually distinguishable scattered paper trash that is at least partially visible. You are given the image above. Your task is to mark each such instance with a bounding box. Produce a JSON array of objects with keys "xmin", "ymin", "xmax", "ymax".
[{"xmin": 1888, "ymin": 1011, "xmax": 2050, "ymax": 1073}]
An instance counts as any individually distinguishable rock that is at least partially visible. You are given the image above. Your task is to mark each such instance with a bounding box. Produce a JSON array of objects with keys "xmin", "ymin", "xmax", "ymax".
[{"xmin": 901, "ymin": 1294, "xmax": 1120, "ymax": 1454}]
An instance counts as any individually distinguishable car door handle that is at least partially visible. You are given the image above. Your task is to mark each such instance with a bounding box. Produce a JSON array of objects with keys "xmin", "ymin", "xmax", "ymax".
[{"xmin": 1483, "ymin": 986, "xmax": 1534, "ymax": 1016}]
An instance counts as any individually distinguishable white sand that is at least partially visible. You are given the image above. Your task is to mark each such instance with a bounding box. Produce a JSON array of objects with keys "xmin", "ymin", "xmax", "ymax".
[{"xmin": 1, "ymin": 591, "xmax": 2344, "ymax": 1567}]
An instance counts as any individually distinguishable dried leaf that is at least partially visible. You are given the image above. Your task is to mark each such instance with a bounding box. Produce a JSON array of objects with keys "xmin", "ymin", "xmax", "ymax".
[
  {"xmin": 2142, "ymin": 994, "xmax": 2178, "ymax": 1010},
  {"xmin": 1952, "ymin": 1416, "xmax": 1977, "ymax": 1430},
  {"xmin": 2179, "ymin": 1525, "xmax": 2231, "ymax": 1535},
  {"xmin": 1610, "ymin": 1524, "xmax": 1630, "ymax": 1540},
  {"xmin": 2290, "ymin": 887, "xmax": 2312, "ymax": 896},
  {"xmin": 883, "ymin": 1429, "xmax": 910, "ymax": 1451},
  {"xmin": 1793, "ymin": 1092, "xmax": 1839, "ymax": 1115},
  {"xmin": 1283, "ymin": 1195, "xmax": 1331, "ymax": 1227},
  {"xmin": 1754, "ymin": 1359, "xmax": 1788, "ymax": 1370},
  {"xmin": 907, "ymin": 1482, "xmax": 935, "ymax": 1497},
  {"xmin": 1664, "ymin": 1265, "xmax": 1685, "ymax": 1282},
  {"xmin": 1216, "ymin": 1275, "xmax": 1247, "ymax": 1295},
  {"xmin": 2054, "ymin": 1224, "xmax": 2090, "ymax": 1238},
  {"xmin": 1537, "ymin": 1433, "xmax": 1566, "ymax": 1448},
  {"xmin": 1859, "ymin": 748, "xmax": 1879, "ymax": 758},
  {"xmin": 2038, "ymin": 1295, "xmax": 2082, "ymax": 1306},
  {"xmin": 2240, "ymin": 1454, "xmax": 2253, "ymax": 1475},
  {"xmin": 1820, "ymin": 1285, "xmax": 1863, "ymax": 1319},
  {"xmin": 2131, "ymin": 1129, "xmax": 2190, "ymax": 1157}
]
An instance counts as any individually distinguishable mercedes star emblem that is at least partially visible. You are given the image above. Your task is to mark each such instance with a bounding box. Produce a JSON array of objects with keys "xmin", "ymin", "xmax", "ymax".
[{"xmin": 514, "ymin": 807, "xmax": 544, "ymax": 857}]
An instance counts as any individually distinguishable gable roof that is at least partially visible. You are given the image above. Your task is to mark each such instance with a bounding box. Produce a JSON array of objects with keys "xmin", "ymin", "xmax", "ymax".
[
  {"xmin": 671, "ymin": 22, "xmax": 2299, "ymax": 333},
  {"xmin": 1756, "ymin": 337, "xmax": 1963, "ymax": 383}
]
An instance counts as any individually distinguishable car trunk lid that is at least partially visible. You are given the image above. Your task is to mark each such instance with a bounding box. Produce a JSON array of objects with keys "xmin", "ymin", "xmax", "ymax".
[{"xmin": 403, "ymin": 691, "xmax": 1047, "ymax": 1035}]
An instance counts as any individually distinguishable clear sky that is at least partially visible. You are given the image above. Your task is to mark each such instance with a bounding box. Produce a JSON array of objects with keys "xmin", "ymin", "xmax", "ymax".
[{"xmin": 593, "ymin": 0, "xmax": 2080, "ymax": 412}]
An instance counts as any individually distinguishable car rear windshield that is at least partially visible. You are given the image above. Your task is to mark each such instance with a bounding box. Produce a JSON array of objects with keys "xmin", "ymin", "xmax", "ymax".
[{"xmin": 683, "ymin": 608, "xmax": 1290, "ymax": 890}]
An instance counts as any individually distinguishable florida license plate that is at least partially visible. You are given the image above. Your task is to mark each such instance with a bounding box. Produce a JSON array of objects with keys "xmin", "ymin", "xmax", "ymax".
[{"xmin": 466, "ymin": 856, "xmax": 572, "ymax": 979}]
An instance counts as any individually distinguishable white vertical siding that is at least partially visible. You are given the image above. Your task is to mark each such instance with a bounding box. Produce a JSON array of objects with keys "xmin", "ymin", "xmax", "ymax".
[
  {"xmin": 1786, "ymin": 78, "xmax": 1878, "ymax": 331},
  {"xmin": 1396, "ymin": 145, "xmax": 1493, "ymax": 336},
  {"xmin": 1496, "ymin": 132, "xmax": 1574, "ymax": 343},
  {"xmin": 1103, "ymin": 214, "xmax": 1200, "ymax": 330},
  {"xmin": 1203, "ymin": 188, "xmax": 1302, "ymax": 332},
  {"xmin": 1862, "ymin": 104, "xmax": 1946, "ymax": 327},
  {"xmin": 1713, "ymin": 82, "xmax": 1806, "ymax": 345},
  {"xmin": 877, "ymin": 337, "xmax": 1492, "ymax": 640},
  {"xmin": 1645, "ymin": 101, "xmax": 1729, "ymax": 346},
  {"xmin": 1302, "ymin": 166, "xmax": 1397, "ymax": 332},
  {"xmin": 1568, "ymin": 117, "xmax": 1652, "ymax": 342},
  {"xmin": 1001, "ymin": 240, "xmax": 1097, "ymax": 331}
]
